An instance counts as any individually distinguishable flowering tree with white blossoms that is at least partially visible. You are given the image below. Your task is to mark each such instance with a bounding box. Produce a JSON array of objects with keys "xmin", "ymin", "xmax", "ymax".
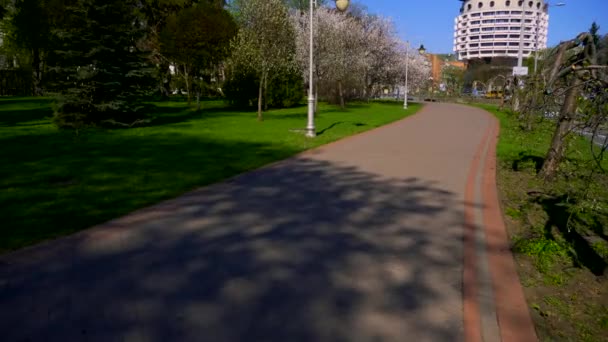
[
  {"xmin": 292, "ymin": 5, "xmax": 431, "ymax": 107},
  {"xmin": 231, "ymin": 0, "xmax": 297, "ymax": 120},
  {"xmin": 396, "ymin": 41, "xmax": 432, "ymax": 96}
]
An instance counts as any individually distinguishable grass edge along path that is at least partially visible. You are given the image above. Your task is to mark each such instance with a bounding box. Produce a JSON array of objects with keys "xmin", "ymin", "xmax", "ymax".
[
  {"xmin": 473, "ymin": 103, "xmax": 608, "ymax": 342},
  {"xmin": 0, "ymin": 99, "xmax": 422, "ymax": 252}
]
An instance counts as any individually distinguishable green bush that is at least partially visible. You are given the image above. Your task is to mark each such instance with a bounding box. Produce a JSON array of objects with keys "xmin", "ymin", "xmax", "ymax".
[
  {"xmin": 266, "ymin": 70, "xmax": 304, "ymax": 108},
  {"xmin": 224, "ymin": 68, "xmax": 303, "ymax": 109},
  {"xmin": 223, "ymin": 70, "xmax": 259, "ymax": 108}
]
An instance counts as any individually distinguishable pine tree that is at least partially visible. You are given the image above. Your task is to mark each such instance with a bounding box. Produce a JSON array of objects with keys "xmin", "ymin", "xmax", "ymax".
[{"xmin": 51, "ymin": 0, "xmax": 155, "ymax": 128}]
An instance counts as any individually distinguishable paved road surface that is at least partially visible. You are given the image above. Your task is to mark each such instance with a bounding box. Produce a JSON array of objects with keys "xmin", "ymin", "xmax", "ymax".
[{"xmin": 0, "ymin": 103, "xmax": 530, "ymax": 342}]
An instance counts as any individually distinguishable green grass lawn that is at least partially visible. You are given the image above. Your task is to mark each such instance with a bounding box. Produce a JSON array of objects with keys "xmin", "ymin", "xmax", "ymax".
[
  {"xmin": 476, "ymin": 103, "xmax": 608, "ymax": 342},
  {"xmin": 0, "ymin": 97, "xmax": 421, "ymax": 252}
]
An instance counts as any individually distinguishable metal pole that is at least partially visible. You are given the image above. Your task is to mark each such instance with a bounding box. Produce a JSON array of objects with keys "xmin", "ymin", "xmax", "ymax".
[
  {"xmin": 403, "ymin": 43, "xmax": 409, "ymax": 109},
  {"xmin": 517, "ymin": 1, "xmax": 526, "ymax": 68},
  {"xmin": 306, "ymin": 0, "xmax": 315, "ymax": 137}
]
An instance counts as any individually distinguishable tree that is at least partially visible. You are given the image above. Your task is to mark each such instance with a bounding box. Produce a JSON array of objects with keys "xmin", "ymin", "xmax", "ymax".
[
  {"xmin": 590, "ymin": 22, "xmax": 601, "ymax": 49},
  {"xmin": 441, "ymin": 64, "xmax": 465, "ymax": 96},
  {"xmin": 3, "ymin": 0, "xmax": 54, "ymax": 95},
  {"xmin": 230, "ymin": 0, "xmax": 297, "ymax": 121},
  {"xmin": 293, "ymin": 7, "xmax": 363, "ymax": 108},
  {"xmin": 140, "ymin": 0, "xmax": 226, "ymax": 97},
  {"xmin": 598, "ymin": 34, "xmax": 608, "ymax": 65},
  {"xmin": 539, "ymin": 32, "xmax": 598, "ymax": 179},
  {"xmin": 51, "ymin": 0, "xmax": 155, "ymax": 128},
  {"xmin": 281, "ymin": 0, "xmax": 328, "ymax": 12},
  {"xmin": 160, "ymin": 3, "xmax": 236, "ymax": 107},
  {"xmin": 292, "ymin": 6, "xmax": 426, "ymax": 107}
]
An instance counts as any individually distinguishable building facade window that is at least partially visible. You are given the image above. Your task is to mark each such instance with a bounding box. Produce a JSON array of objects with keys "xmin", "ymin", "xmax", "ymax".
[{"xmin": 454, "ymin": 0, "xmax": 549, "ymax": 61}]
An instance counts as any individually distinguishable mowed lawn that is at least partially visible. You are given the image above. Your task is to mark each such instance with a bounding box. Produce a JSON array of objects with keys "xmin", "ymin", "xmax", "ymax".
[{"xmin": 0, "ymin": 97, "xmax": 421, "ymax": 252}]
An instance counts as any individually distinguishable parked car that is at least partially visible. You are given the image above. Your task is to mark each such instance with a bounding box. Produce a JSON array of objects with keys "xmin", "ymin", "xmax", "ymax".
[{"xmin": 485, "ymin": 90, "xmax": 503, "ymax": 99}]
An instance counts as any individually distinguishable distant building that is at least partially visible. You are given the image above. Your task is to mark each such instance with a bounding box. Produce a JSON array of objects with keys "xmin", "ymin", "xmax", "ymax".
[
  {"xmin": 454, "ymin": 0, "xmax": 550, "ymax": 61},
  {"xmin": 423, "ymin": 53, "xmax": 466, "ymax": 87}
]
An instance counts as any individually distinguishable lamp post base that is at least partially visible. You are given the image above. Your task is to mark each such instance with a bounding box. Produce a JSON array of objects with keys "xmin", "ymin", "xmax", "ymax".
[{"xmin": 306, "ymin": 96, "xmax": 316, "ymax": 138}]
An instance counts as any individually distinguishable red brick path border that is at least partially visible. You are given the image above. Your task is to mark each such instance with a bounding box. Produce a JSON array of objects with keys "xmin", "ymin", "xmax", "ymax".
[{"xmin": 463, "ymin": 112, "xmax": 538, "ymax": 342}]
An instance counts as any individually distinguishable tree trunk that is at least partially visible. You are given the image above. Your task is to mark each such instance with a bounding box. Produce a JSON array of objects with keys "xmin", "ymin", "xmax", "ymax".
[
  {"xmin": 161, "ymin": 63, "xmax": 171, "ymax": 99},
  {"xmin": 539, "ymin": 75, "xmax": 582, "ymax": 180},
  {"xmin": 264, "ymin": 73, "xmax": 268, "ymax": 112},
  {"xmin": 31, "ymin": 47, "xmax": 42, "ymax": 96},
  {"xmin": 338, "ymin": 80, "xmax": 345, "ymax": 109},
  {"xmin": 184, "ymin": 66, "xmax": 191, "ymax": 107},
  {"xmin": 196, "ymin": 89, "xmax": 201, "ymax": 111},
  {"xmin": 314, "ymin": 86, "xmax": 318, "ymax": 115},
  {"xmin": 257, "ymin": 75, "xmax": 263, "ymax": 121}
]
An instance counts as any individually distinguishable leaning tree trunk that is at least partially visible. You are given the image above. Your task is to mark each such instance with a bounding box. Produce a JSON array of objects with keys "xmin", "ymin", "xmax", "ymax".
[{"xmin": 539, "ymin": 75, "xmax": 582, "ymax": 180}]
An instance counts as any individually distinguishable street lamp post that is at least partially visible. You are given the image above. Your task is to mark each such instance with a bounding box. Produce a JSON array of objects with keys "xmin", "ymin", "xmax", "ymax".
[
  {"xmin": 403, "ymin": 44, "xmax": 425, "ymax": 109},
  {"xmin": 306, "ymin": 0, "xmax": 350, "ymax": 138},
  {"xmin": 403, "ymin": 43, "xmax": 409, "ymax": 109}
]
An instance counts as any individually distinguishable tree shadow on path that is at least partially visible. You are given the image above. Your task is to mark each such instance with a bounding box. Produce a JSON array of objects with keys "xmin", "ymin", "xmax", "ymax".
[{"xmin": 0, "ymin": 157, "xmax": 467, "ymax": 342}]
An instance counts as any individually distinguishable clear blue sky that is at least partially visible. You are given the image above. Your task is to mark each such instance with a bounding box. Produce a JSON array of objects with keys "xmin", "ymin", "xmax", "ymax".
[{"xmin": 357, "ymin": 0, "xmax": 608, "ymax": 54}]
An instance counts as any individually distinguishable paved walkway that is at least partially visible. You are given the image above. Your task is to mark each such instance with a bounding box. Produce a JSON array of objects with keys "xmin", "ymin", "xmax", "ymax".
[{"xmin": 0, "ymin": 103, "xmax": 535, "ymax": 341}]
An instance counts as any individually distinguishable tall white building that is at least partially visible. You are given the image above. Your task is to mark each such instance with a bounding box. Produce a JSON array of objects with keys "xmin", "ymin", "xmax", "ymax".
[{"xmin": 454, "ymin": 0, "xmax": 550, "ymax": 61}]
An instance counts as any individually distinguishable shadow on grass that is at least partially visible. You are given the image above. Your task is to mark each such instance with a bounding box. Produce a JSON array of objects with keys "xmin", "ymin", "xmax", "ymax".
[
  {"xmin": 145, "ymin": 104, "xmax": 309, "ymax": 126},
  {"xmin": 317, "ymin": 122, "xmax": 367, "ymax": 136},
  {"xmin": 0, "ymin": 97, "xmax": 53, "ymax": 106},
  {"xmin": 0, "ymin": 105, "xmax": 54, "ymax": 127},
  {"xmin": 538, "ymin": 195, "xmax": 608, "ymax": 276},
  {"xmin": 0, "ymin": 155, "xmax": 467, "ymax": 341},
  {"xmin": 512, "ymin": 152, "xmax": 545, "ymax": 173},
  {"xmin": 0, "ymin": 132, "xmax": 299, "ymax": 251}
]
